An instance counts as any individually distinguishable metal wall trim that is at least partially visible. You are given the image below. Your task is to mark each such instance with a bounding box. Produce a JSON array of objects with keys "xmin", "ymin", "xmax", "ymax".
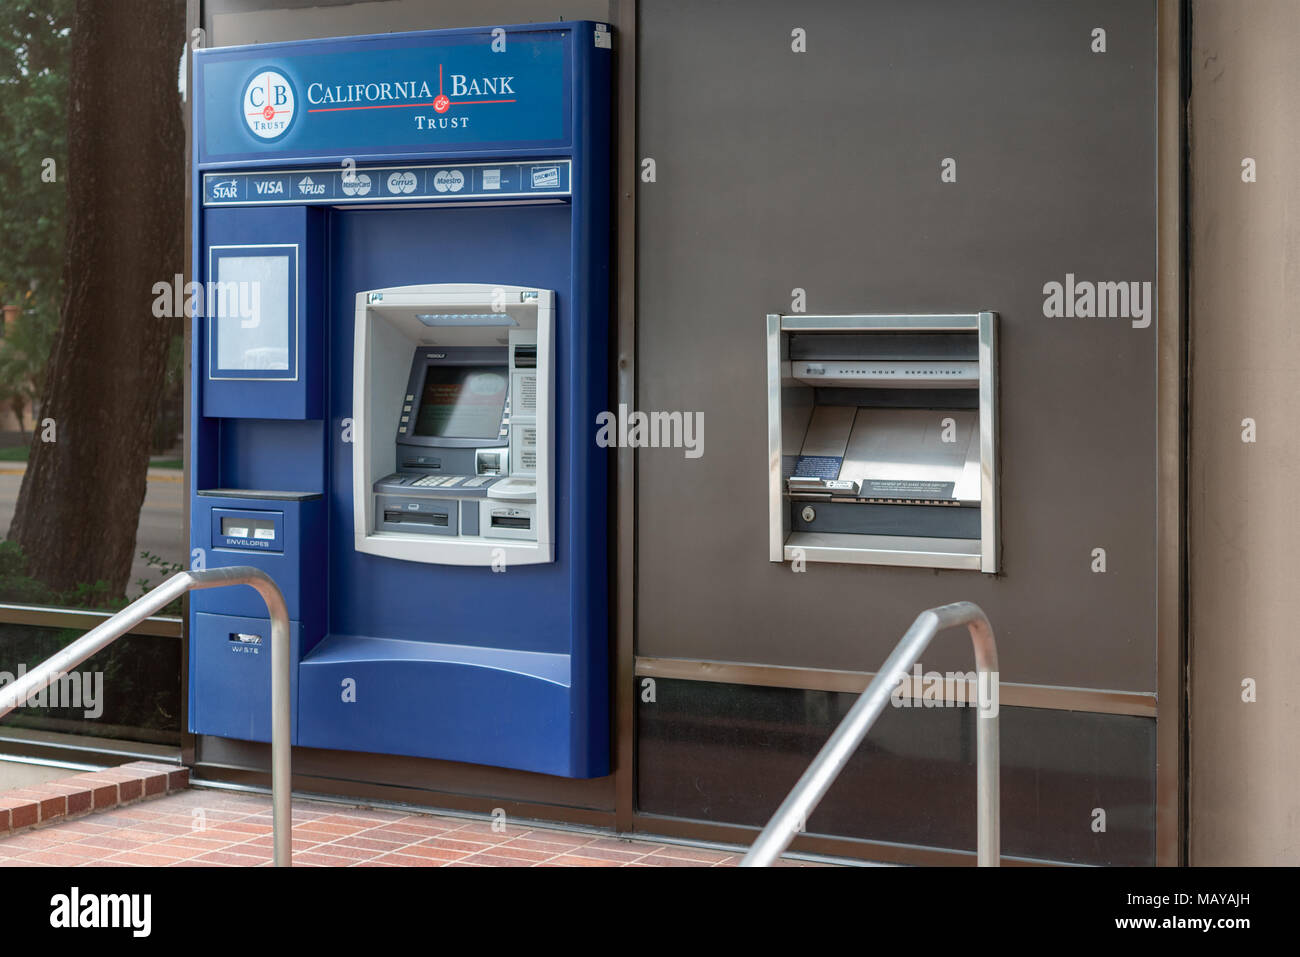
[
  {"xmin": 191, "ymin": 763, "xmax": 616, "ymax": 829},
  {"xmin": 612, "ymin": 0, "xmax": 638, "ymax": 833},
  {"xmin": 1155, "ymin": 0, "xmax": 1187, "ymax": 868},
  {"xmin": 630, "ymin": 813, "xmax": 1063, "ymax": 867},
  {"xmin": 634, "ymin": 655, "xmax": 1157, "ymax": 717},
  {"xmin": 977, "ymin": 311, "xmax": 999, "ymax": 573},
  {"xmin": 0, "ymin": 603, "xmax": 182, "ymax": 638},
  {"xmin": 780, "ymin": 314, "xmax": 980, "ymax": 333},
  {"xmin": 0, "ymin": 726, "xmax": 182, "ymax": 765}
]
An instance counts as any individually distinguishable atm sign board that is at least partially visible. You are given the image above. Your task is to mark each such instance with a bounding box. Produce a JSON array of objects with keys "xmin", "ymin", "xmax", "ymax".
[{"xmin": 196, "ymin": 28, "xmax": 572, "ymax": 163}]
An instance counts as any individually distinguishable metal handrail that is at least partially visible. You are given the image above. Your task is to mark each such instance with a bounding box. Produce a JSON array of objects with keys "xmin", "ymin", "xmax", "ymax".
[
  {"xmin": 740, "ymin": 601, "xmax": 999, "ymax": 867},
  {"xmin": 0, "ymin": 567, "xmax": 293, "ymax": 866}
]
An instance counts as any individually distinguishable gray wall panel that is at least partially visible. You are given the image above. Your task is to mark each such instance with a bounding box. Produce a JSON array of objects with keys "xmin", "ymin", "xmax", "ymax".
[
  {"xmin": 636, "ymin": 0, "xmax": 1159, "ymax": 691},
  {"xmin": 638, "ymin": 679, "xmax": 1156, "ymax": 865}
]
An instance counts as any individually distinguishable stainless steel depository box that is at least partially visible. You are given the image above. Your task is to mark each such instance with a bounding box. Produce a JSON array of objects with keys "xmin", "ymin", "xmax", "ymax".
[{"xmin": 768, "ymin": 313, "xmax": 998, "ymax": 572}]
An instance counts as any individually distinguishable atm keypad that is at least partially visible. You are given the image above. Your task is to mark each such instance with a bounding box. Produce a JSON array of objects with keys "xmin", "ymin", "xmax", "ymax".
[
  {"xmin": 412, "ymin": 475, "xmax": 464, "ymax": 488},
  {"xmin": 407, "ymin": 474, "xmax": 501, "ymax": 490}
]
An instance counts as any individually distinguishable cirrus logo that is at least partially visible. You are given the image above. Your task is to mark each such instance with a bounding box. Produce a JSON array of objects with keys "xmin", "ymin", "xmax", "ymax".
[
  {"xmin": 242, "ymin": 69, "xmax": 296, "ymax": 141},
  {"xmin": 387, "ymin": 171, "xmax": 418, "ymax": 194}
]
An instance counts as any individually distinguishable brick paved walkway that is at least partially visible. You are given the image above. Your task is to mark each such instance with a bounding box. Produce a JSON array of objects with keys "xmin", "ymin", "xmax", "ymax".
[{"xmin": 0, "ymin": 787, "xmax": 829, "ymax": 867}]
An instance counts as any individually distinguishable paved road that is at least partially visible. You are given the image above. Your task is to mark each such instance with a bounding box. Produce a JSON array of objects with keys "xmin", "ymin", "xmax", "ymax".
[{"xmin": 0, "ymin": 465, "xmax": 186, "ymax": 598}]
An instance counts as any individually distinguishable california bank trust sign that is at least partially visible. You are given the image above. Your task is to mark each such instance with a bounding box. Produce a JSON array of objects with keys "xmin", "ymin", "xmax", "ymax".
[{"xmin": 195, "ymin": 25, "xmax": 574, "ymax": 165}]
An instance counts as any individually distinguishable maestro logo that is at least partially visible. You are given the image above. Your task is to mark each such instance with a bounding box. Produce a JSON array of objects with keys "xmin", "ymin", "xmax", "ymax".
[{"xmin": 242, "ymin": 68, "xmax": 296, "ymax": 141}]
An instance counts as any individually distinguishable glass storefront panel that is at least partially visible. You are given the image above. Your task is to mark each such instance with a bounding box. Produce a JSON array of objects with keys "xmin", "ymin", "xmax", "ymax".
[
  {"xmin": 0, "ymin": 0, "xmax": 187, "ymax": 613},
  {"xmin": 638, "ymin": 678, "xmax": 1156, "ymax": 865},
  {"xmin": 0, "ymin": 622, "xmax": 181, "ymax": 745}
]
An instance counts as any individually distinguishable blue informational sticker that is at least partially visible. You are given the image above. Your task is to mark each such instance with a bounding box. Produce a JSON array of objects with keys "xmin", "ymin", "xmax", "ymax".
[
  {"xmin": 197, "ymin": 30, "xmax": 572, "ymax": 163},
  {"xmin": 202, "ymin": 160, "xmax": 571, "ymax": 206}
]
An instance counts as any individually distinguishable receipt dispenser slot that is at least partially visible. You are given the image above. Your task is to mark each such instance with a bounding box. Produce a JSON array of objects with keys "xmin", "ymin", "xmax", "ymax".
[{"xmin": 767, "ymin": 313, "xmax": 998, "ymax": 572}]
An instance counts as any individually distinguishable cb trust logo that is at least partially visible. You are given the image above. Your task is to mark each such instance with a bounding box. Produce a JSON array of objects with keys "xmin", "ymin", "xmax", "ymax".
[{"xmin": 242, "ymin": 68, "xmax": 296, "ymax": 140}]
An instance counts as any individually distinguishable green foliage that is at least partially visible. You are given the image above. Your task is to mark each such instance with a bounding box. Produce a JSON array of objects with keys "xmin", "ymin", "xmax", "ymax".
[
  {"xmin": 0, "ymin": 0, "xmax": 73, "ymax": 418},
  {"xmin": 0, "ymin": 540, "xmax": 184, "ymax": 613},
  {"xmin": 134, "ymin": 550, "xmax": 184, "ymax": 614},
  {"xmin": 0, "ymin": 303, "xmax": 57, "ymax": 430},
  {"xmin": 0, "ymin": 537, "xmax": 54, "ymax": 603},
  {"xmin": 0, "ymin": 538, "xmax": 119, "ymax": 609},
  {"xmin": 0, "ymin": 5, "xmax": 182, "ymax": 745}
]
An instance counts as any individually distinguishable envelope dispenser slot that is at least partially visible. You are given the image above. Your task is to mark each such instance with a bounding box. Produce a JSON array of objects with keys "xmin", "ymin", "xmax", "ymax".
[{"xmin": 767, "ymin": 313, "xmax": 998, "ymax": 572}]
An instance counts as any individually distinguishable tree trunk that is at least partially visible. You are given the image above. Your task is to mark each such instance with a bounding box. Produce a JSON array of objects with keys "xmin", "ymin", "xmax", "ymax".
[{"xmin": 9, "ymin": 0, "xmax": 185, "ymax": 597}]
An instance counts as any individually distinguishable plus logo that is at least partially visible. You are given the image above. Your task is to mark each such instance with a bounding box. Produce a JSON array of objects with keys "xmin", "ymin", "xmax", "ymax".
[{"xmin": 243, "ymin": 68, "xmax": 296, "ymax": 140}]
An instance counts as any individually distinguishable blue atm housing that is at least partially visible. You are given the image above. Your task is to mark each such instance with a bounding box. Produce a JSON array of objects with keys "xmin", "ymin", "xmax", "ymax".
[{"xmin": 189, "ymin": 23, "xmax": 611, "ymax": 777}]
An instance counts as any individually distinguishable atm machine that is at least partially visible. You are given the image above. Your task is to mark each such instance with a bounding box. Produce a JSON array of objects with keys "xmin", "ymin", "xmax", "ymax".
[
  {"xmin": 768, "ymin": 313, "xmax": 999, "ymax": 572},
  {"xmin": 187, "ymin": 23, "xmax": 611, "ymax": 778},
  {"xmin": 352, "ymin": 284, "xmax": 554, "ymax": 563}
]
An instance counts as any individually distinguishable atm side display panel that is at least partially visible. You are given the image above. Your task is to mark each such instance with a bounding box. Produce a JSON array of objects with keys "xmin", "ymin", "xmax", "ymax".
[{"xmin": 188, "ymin": 22, "xmax": 611, "ymax": 778}]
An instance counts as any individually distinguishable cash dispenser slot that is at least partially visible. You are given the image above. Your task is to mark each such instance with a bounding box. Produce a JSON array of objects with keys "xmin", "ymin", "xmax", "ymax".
[
  {"xmin": 491, "ymin": 514, "xmax": 531, "ymax": 529},
  {"xmin": 768, "ymin": 313, "xmax": 998, "ymax": 572},
  {"xmin": 385, "ymin": 509, "xmax": 448, "ymax": 527}
]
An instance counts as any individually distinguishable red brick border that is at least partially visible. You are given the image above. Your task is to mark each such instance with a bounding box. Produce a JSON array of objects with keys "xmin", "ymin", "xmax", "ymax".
[{"xmin": 0, "ymin": 761, "xmax": 187, "ymax": 837}]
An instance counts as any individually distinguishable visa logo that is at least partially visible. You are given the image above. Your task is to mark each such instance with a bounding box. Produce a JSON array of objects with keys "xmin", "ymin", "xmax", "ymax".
[
  {"xmin": 211, "ymin": 179, "xmax": 239, "ymax": 199},
  {"xmin": 254, "ymin": 179, "xmax": 285, "ymax": 195}
]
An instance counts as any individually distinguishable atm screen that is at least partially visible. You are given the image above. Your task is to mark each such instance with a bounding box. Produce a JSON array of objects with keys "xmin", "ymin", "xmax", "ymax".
[{"xmin": 413, "ymin": 365, "xmax": 508, "ymax": 439}]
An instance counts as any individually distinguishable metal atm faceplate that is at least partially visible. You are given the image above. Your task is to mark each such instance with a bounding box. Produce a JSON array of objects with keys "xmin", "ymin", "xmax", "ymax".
[{"xmin": 769, "ymin": 313, "xmax": 998, "ymax": 571}]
